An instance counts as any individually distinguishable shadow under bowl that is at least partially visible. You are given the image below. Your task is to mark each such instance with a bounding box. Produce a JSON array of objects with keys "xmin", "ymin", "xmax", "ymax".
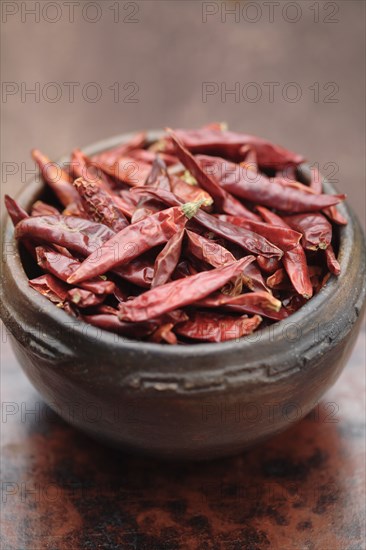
[{"xmin": 1, "ymin": 131, "xmax": 365, "ymax": 460}]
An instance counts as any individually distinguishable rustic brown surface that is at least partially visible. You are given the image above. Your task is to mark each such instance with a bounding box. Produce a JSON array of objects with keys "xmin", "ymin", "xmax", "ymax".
[{"xmin": 1, "ymin": 321, "xmax": 365, "ymax": 549}]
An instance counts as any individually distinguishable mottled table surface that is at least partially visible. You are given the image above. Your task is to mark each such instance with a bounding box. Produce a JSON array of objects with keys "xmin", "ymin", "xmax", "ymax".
[{"xmin": 1, "ymin": 323, "xmax": 365, "ymax": 550}]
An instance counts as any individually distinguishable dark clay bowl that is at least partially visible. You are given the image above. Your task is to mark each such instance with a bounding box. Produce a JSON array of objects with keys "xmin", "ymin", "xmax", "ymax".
[{"xmin": 1, "ymin": 132, "xmax": 365, "ymax": 460}]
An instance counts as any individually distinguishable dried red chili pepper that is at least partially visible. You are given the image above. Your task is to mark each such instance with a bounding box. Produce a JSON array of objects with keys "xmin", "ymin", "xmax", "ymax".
[
  {"xmin": 4, "ymin": 195, "xmax": 28, "ymax": 225},
  {"xmin": 92, "ymin": 132, "xmax": 147, "ymax": 165},
  {"xmin": 15, "ymin": 215, "xmax": 115, "ymax": 257},
  {"xmin": 32, "ymin": 149, "xmax": 80, "ymax": 207},
  {"xmin": 185, "ymin": 230, "xmax": 235, "ymax": 268},
  {"xmin": 257, "ymin": 206, "xmax": 313, "ymax": 298},
  {"xmin": 216, "ymin": 215, "xmax": 302, "ymax": 251},
  {"xmin": 29, "ymin": 274, "xmax": 69, "ymax": 304},
  {"xmin": 171, "ymin": 176, "xmax": 213, "ymax": 207},
  {"xmin": 307, "ymin": 165, "xmax": 347, "ymax": 226},
  {"xmin": 196, "ymin": 291, "xmax": 283, "ymax": 319},
  {"xmin": 148, "ymin": 323, "xmax": 178, "ymax": 344},
  {"xmin": 166, "ymin": 128, "xmax": 305, "ymax": 169},
  {"xmin": 151, "ymin": 230, "xmax": 185, "ymax": 288},
  {"xmin": 96, "ymin": 156, "xmax": 152, "ymax": 187},
  {"xmin": 197, "ymin": 155, "xmax": 345, "ymax": 213},
  {"xmin": 118, "ymin": 256, "xmax": 255, "ymax": 322},
  {"xmin": 67, "ymin": 200, "xmax": 207, "ymax": 284},
  {"xmin": 67, "ymin": 288, "xmax": 105, "ymax": 308},
  {"xmin": 257, "ymin": 256, "xmax": 281, "ymax": 275},
  {"xmin": 131, "ymin": 187, "xmax": 283, "ymax": 258},
  {"xmin": 31, "ymin": 201, "xmax": 60, "ymax": 217},
  {"xmin": 144, "ymin": 156, "xmax": 171, "ymax": 190},
  {"xmin": 169, "ymin": 130, "xmax": 257, "ymax": 218},
  {"xmin": 283, "ymin": 212, "xmax": 332, "ymax": 250},
  {"xmin": 71, "ymin": 149, "xmax": 114, "ymax": 191},
  {"xmin": 325, "ymin": 244, "xmax": 341, "ymax": 276},
  {"xmin": 36, "ymin": 247, "xmax": 115, "ymax": 295},
  {"xmin": 73, "ymin": 177, "xmax": 129, "ymax": 232},
  {"xmin": 175, "ymin": 311, "xmax": 262, "ymax": 343}
]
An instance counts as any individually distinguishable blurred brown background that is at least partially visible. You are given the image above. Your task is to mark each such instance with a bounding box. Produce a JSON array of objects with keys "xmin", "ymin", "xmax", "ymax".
[{"xmin": 1, "ymin": 0, "xmax": 365, "ymax": 224}]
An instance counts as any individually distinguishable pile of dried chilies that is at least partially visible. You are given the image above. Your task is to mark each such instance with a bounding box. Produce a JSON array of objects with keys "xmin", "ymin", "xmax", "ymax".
[{"xmin": 6, "ymin": 125, "xmax": 347, "ymax": 344}]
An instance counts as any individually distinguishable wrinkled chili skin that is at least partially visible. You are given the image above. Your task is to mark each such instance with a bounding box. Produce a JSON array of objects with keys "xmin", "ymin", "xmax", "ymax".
[
  {"xmin": 66, "ymin": 204, "xmax": 201, "ymax": 284},
  {"xmin": 36, "ymin": 247, "xmax": 115, "ymax": 295},
  {"xmin": 32, "ymin": 149, "xmax": 80, "ymax": 207},
  {"xmin": 132, "ymin": 187, "xmax": 283, "ymax": 259},
  {"xmin": 152, "ymin": 230, "xmax": 185, "ymax": 288},
  {"xmin": 29, "ymin": 274, "xmax": 69, "ymax": 303},
  {"xmin": 175, "ymin": 311, "xmax": 262, "ymax": 343},
  {"xmin": 197, "ymin": 155, "xmax": 345, "ymax": 213},
  {"xmin": 257, "ymin": 256, "xmax": 281, "ymax": 274},
  {"xmin": 257, "ymin": 206, "xmax": 313, "ymax": 298},
  {"xmin": 118, "ymin": 256, "xmax": 255, "ymax": 322},
  {"xmin": 325, "ymin": 244, "xmax": 341, "ymax": 276},
  {"xmin": 15, "ymin": 215, "xmax": 115, "ymax": 257},
  {"xmin": 73, "ymin": 177, "xmax": 129, "ymax": 232},
  {"xmin": 5, "ymin": 195, "xmax": 28, "ymax": 225},
  {"xmin": 185, "ymin": 230, "xmax": 235, "ymax": 268},
  {"xmin": 216, "ymin": 215, "xmax": 302, "ymax": 251},
  {"xmin": 283, "ymin": 212, "xmax": 332, "ymax": 250},
  {"xmin": 31, "ymin": 201, "xmax": 60, "ymax": 217},
  {"xmin": 165, "ymin": 128, "xmax": 305, "ymax": 169},
  {"xmin": 169, "ymin": 130, "xmax": 255, "ymax": 218},
  {"xmin": 7, "ymin": 127, "xmax": 347, "ymax": 343}
]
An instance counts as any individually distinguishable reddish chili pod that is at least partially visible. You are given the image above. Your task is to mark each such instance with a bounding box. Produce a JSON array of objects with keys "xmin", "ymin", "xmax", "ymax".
[
  {"xmin": 97, "ymin": 156, "xmax": 152, "ymax": 187},
  {"xmin": 257, "ymin": 256, "xmax": 281, "ymax": 275},
  {"xmin": 325, "ymin": 244, "xmax": 341, "ymax": 276},
  {"xmin": 175, "ymin": 311, "xmax": 262, "ymax": 343},
  {"xmin": 185, "ymin": 230, "xmax": 235, "ymax": 268},
  {"xmin": 73, "ymin": 177, "xmax": 129, "ymax": 232},
  {"xmin": 67, "ymin": 288, "xmax": 105, "ymax": 308},
  {"xmin": 131, "ymin": 198, "xmax": 164, "ymax": 224},
  {"xmin": 257, "ymin": 206, "xmax": 313, "ymax": 298},
  {"xmin": 168, "ymin": 129, "xmax": 256, "ymax": 218},
  {"xmin": 32, "ymin": 149, "xmax": 80, "ymax": 207},
  {"xmin": 242, "ymin": 262, "xmax": 271, "ymax": 293},
  {"xmin": 15, "ymin": 215, "xmax": 115, "ymax": 257},
  {"xmin": 267, "ymin": 268, "xmax": 291, "ymax": 290},
  {"xmin": 71, "ymin": 149, "xmax": 114, "ymax": 191},
  {"xmin": 306, "ymin": 165, "xmax": 347, "ymax": 226},
  {"xmin": 151, "ymin": 230, "xmax": 185, "ymax": 288},
  {"xmin": 171, "ymin": 176, "xmax": 213, "ymax": 207},
  {"xmin": 5, "ymin": 196, "xmax": 69, "ymax": 259},
  {"xmin": 31, "ymin": 201, "xmax": 60, "ymax": 217},
  {"xmin": 283, "ymin": 212, "xmax": 332, "ymax": 250},
  {"xmin": 92, "ymin": 132, "xmax": 147, "ymax": 165},
  {"xmin": 196, "ymin": 291, "xmax": 283, "ymax": 320},
  {"xmin": 29, "ymin": 274, "xmax": 69, "ymax": 304},
  {"xmin": 166, "ymin": 128, "xmax": 305, "ymax": 169},
  {"xmin": 197, "ymin": 155, "xmax": 345, "ymax": 213},
  {"xmin": 118, "ymin": 256, "xmax": 255, "ymax": 322},
  {"xmin": 36, "ymin": 247, "xmax": 115, "ymax": 295},
  {"xmin": 4, "ymin": 195, "xmax": 28, "ymax": 226},
  {"xmin": 67, "ymin": 200, "xmax": 207, "ymax": 284},
  {"xmin": 144, "ymin": 156, "xmax": 171, "ymax": 190},
  {"xmin": 82, "ymin": 313, "xmax": 157, "ymax": 339},
  {"xmin": 131, "ymin": 187, "xmax": 283, "ymax": 258},
  {"xmin": 216, "ymin": 215, "xmax": 302, "ymax": 251},
  {"xmin": 148, "ymin": 323, "xmax": 178, "ymax": 345}
]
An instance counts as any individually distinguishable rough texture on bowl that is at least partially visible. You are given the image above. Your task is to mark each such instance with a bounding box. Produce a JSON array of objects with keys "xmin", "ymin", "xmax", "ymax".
[{"xmin": 1, "ymin": 132, "xmax": 365, "ymax": 459}]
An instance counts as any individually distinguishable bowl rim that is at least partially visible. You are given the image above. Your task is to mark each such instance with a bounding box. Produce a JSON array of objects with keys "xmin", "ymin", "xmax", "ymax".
[{"xmin": 0, "ymin": 131, "xmax": 357, "ymax": 358}]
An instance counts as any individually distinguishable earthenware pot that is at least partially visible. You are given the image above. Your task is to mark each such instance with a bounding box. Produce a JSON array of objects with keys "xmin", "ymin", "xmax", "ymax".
[{"xmin": 1, "ymin": 132, "xmax": 365, "ymax": 459}]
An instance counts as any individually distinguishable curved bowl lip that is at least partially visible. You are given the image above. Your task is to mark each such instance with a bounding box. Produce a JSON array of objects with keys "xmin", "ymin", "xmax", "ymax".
[{"xmin": 0, "ymin": 130, "xmax": 360, "ymax": 358}]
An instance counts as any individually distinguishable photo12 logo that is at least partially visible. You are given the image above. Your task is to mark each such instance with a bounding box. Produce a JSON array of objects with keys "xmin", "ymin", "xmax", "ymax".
[
  {"xmin": 1, "ymin": 1, "xmax": 140, "ymax": 24},
  {"xmin": 202, "ymin": 2, "xmax": 340, "ymax": 24}
]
